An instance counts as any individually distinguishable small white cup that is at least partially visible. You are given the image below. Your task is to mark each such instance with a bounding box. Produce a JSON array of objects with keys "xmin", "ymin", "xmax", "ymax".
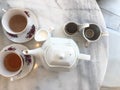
[
  {"xmin": 34, "ymin": 28, "xmax": 54, "ymax": 42},
  {"xmin": 0, "ymin": 51, "xmax": 23, "ymax": 77},
  {"xmin": 79, "ymin": 24, "xmax": 101, "ymax": 42},
  {"xmin": 63, "ymin": 22, "xmax": 78, "ymax": 36},
  {"xmin": 1, "ymin": 8, "xmax": 32, "ymax": 34}
]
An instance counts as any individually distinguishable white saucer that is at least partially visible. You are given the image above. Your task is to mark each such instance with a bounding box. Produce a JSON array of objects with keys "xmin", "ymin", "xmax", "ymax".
[
  {"xmin": 1, "ymin": 44, "xmax": 34, "ymax": 81},
  {"xmin": 4, "ymin": 9, "xmax": 39, "ymax": 43}
]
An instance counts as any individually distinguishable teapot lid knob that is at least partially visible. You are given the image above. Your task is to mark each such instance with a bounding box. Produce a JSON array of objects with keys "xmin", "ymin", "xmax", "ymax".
[
  {"xmin": 58, "ymin": 53, "xmax": 65, "ymax": 60},
  {"xmin": 45, "ymin": 45, "xmax": 76, "ymax": 67}
]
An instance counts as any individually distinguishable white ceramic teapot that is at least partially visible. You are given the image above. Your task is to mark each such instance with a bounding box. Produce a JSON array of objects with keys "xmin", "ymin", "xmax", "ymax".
[{"xmin": 23, "ymin": 38, "xmax": 91, "ymax": 71}]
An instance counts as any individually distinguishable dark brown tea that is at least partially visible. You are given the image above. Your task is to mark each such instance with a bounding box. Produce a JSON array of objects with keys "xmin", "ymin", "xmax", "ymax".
[
  {"xmin": 65, "ymin": 22, "xmax": 78, "ymax": 35},
  {"xmin": 84, "ymin": 24, "xmax": 101, "ymax": 40},
  {"xmin": 9, "ymin": 15, "xmax": 27, "ymax": 32},
  {"xmin": 84, "ymin": 28, "xmax": 94, "ymax": 39},
  {"xmin": 4, "ymin": 53, "xmax": 22, "ymax": 72}
]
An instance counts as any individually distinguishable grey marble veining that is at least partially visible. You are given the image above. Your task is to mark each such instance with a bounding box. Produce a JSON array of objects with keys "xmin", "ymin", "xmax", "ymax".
[{"xmin": 0, "ymin": 0, "xmax": 108, "ymax": 90}]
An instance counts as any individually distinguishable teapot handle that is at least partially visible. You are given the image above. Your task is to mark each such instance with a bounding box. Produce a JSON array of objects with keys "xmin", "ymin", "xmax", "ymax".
[{"xmin": 78, "ymin": 54, "xmax": 91, "ymax": 61}]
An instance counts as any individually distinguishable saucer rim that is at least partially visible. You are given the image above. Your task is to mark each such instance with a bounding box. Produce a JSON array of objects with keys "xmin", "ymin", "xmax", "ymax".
[
  {"xmin": 3, "ymin": 8, "xmax": 39, "ymax": 43},
  {"xmin": 1, "ymin": 44, "xmax": 34, "ymax": 80}
]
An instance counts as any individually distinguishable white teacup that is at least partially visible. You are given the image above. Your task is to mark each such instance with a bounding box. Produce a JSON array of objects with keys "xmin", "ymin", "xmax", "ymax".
[
  {"xmin": 34, "ymin": 28, "xmax": 54, "ymax": 42},
  {"xmin": 63, "ymin": 22, "xmax": 78, "ymax": 36},
  {"xmin": 78, "ymin": 23, "xmax": 109, "ymax": 46},
  {"xmin": 79, "ymin": 24, "xmax": 101, "ymax": 42},
  {"xmin": 0, "ymin": 51, "xmax": 23, "ymax": 77},
  {"xmin": 1, "ymin": 8, "xmax": 32, "ymax": 34}
]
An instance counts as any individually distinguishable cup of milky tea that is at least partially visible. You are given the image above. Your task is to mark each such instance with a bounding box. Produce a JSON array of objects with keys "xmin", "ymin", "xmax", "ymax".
[
  {"xmin": 0, "ymin": 51, "xmax": 23, "ymax": 77},
  {"xmin": 1, "ymin": 8, "xmax": 31, "ymax": 34}
]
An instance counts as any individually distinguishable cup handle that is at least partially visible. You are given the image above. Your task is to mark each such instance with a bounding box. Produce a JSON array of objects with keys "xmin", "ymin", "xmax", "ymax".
[
  {"xmin": 1, "ymin": 8, "xmax": 7, "ymax": 13},
  {"xmin": 78, "ymin": 23, "xmax": 90, "ymax": 31},
  {"xmin": 101, "ymin": 31, "xmax": 109, "ymax": 37},
  {"xmin": 48, "ymin": 27, "xmax": 54, "ymax": 37},
  {"xmin": 49, "ymin": 27, "xmax": 54, "ymax": 32},
  {"xmin": 78, "ymin": 54, "xmax": 91, "ymax": 61},
  {"xmin": 84, "ymin": 41, "xmax": 91, "ymax": 48}
]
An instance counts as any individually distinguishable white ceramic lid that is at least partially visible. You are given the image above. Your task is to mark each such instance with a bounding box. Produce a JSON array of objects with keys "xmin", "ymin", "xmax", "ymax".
[{"xmin": 45, "ymin": 45, "xmax": 76, "ymax": 67}]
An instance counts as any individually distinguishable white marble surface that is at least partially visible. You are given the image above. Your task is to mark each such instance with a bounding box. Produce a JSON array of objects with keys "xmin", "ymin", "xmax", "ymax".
[
  {"xmin": 102, "ymin": 29, "xmax": 120, "ymax": 87},
  {"xmin": 0, "ymin": 0, "xmax": 108, "ymax": 90}
]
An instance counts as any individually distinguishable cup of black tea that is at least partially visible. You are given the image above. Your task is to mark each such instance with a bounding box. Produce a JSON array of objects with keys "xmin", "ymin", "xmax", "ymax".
[
  {"xmin": 79, "ymin": 23, "xmax": 101, "ymax": 42},
  {"xmin": 0, "ymin": 51, "xmax": 23, "ymax": 77},
  {"xmin": 78, "ymin": 23, "xmax": 108, "ymax": 47},
  {"xmin": 64, "ymin": 22, "xmax": 78, "ymax": 36}
]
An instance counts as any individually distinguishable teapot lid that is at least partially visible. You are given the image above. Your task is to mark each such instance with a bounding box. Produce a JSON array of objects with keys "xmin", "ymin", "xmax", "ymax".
[{"xmin": 43, "ymin": 38, "xmax": 79, "ymax": 68}]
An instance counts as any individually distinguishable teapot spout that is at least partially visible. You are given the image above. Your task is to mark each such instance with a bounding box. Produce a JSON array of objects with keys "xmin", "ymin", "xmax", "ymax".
[{"xmin": 22, "ymin": 48, "xmax": 43, "ymax": 58}]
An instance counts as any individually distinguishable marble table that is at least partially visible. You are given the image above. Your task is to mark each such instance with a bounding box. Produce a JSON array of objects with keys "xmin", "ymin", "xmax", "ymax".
[{"xmin": 0, "ymin": 0, "xmax": 108, "ymax": 90}]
